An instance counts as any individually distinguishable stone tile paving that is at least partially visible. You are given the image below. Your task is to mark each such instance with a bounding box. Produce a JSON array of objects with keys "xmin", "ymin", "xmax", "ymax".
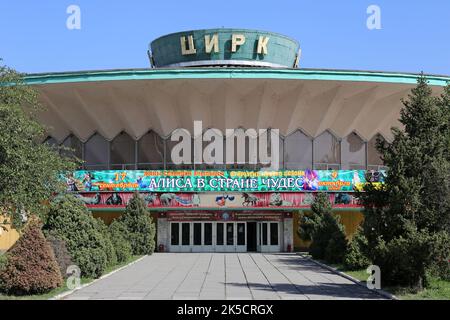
[{"xmin": 63, "ymin": 253, "xmax": 386, "ymax": 300}]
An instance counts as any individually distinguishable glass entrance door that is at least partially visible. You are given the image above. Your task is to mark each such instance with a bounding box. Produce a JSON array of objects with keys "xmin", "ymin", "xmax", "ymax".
[
  {"xmin": 258, "ymin": 222, "xmax": 280, "ymax": 252},
  {"xmin": 169, "ymin": 221, "xmax": 247, "ymax": 252}
]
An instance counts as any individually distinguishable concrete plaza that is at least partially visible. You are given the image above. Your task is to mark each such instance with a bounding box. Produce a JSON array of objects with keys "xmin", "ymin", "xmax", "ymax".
[{"xmin": 63, "ymin": 253, "xmax": 386, "ymax": 300}]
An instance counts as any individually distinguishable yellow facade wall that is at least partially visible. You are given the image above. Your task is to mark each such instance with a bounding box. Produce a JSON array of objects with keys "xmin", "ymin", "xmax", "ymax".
[
  {"xmin": 293, "ymin": 210, "xmax": 364, "ymax": 251},
  {"xmin": 0, "ymin": 216, "xmax": 20, "ymax": 253},
  {"xmin": 92, "ymin": 212, "xmax": 123, "ymax": 225}
]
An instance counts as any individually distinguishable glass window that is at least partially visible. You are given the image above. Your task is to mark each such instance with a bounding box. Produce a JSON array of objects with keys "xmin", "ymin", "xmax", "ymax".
[
  {"xmin": 171, "ymin": 223, "xmax": 179, "ymax": 246},
  {"xmin": 61, "ymin": 134, "xmax": 82, "ymax": 161},
  {"xmin": 204, "ymin": 223, "xmax": 212, "ymax": 245},
  {"xmin": 194, "ymin": 223, "xmax": 202, "ymax": 245},
  {"xmin": 138, "ymin": 131, "xmax": 164, "ymax": 169},
  {"xmin": 182, "ymin": 223, "xmax": 190, "ymax": 245},
  {"xmin": 225, "ymin": 128, "xmax": 257, "ymax": 170},
  {"xmin": 237, "ymin": 223, "xmax": 245, "ymax": 245},
  {"xmin": 44, "ymin": 136, "xmax": 58, "ymax": 148},
  {"xmin": 110, "ymin": 132, "xmax": 135, "ymax": 169},
  {"xmin": 262, "ymin": 223, "xmax": 268, "ymax": 245},
  {"xmin": 256, "ymin": 129, "xmax": 284, "ymax": 171},
  {"xmin": 368, "ymin": 134, "xmax": 386, "ymax": 170},
  {"xmin": 341, "ymin": 132, "xmax": 366, "ymax": 170},
  {"xmin": 216, "ymin": 223, "xmax": 224, "ymax": 245},
  {"xmin": 165, "ymin": 134, "xmax": 194, "ymax": 170},
  {"xmin": 284, "ymin": 130, "xmax": 312, "ymax": 169},
  {"xmin": 313, "ymin": 131, "xmax": 341, "ymax": 170},
  {"xmin": 270, "ymin": 223, "xmax": 278, "ymax": 246},
  {"xmin": 84, "ymin": 133, "xmax": 108, "ymax": 170},
  {"xmin": 226, "ymin": 223, "xmax": 234, "ymax": 245}
]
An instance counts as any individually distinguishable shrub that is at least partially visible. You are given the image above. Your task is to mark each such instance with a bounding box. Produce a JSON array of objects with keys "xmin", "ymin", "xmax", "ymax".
[
  {"xmin": 0, "ymin": 220, "xmax": 63, "ymax": 295},
  {"xmin": 109, "ymin": 220, "xmax": 132, "ymax": 263},
  {"xmin": 0, "ymin": 253, "xmax": 7, "ymax": 271},
  {"xmin": 46, "ymin": 232, "xmax": 74, "ymax": 279},
  {"xmin": 371, "ymin": 227, "xmax": 450, "ymax": 289},
  {"xmin": 43, "ymin": 194, "xmax": 108, "ymax": 278},
  {"xmin": 118, "ymin": 192, "xmax": 156, "ymax": 255},
  {"xmin": 301, "ymin": 193, "xmax": 348, "ymax": 264},
  {"xmin": 344, "ymin": 228, "xmax": 371, "ymax": 270},
  {"xmin": 95, "ymin": 218, "xmax": 117, "ymax": 267}
]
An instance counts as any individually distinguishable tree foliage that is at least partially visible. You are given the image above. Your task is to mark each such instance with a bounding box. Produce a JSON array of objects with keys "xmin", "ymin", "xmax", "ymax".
[
  {"xmin": 43, "ymin": 194, "xmax": 109, "ymax": 278},
  {"xmin": 109, "ymin": 220, "xmax": 132, "ymax": 263},
  {"xmin": 118, "ymin": 192, "xmax": 156, "ymax": 255},
  {"xmin": 0, "ymin": 63, "xmax": 78, "ymax": 228},
  {"xmin": 358, "ymin": 76, "xmax": 450, "ymax": 288},
  {"xmin": 299, "ymin": 193, "xmax": 348, "ymax": 264},
  {"xmin": 0, "ymin": 220, "xmax": 63, "ymax": 295}
]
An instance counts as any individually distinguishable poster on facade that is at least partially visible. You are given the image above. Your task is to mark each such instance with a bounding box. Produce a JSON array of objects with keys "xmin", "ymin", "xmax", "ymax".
[
  {"xmin": 73, "ymin": 191, "xmax": 360, "ymax": 209},
  {"xmin": 64, "ymin": 170, "xmax": 384, "ymax": 193}
]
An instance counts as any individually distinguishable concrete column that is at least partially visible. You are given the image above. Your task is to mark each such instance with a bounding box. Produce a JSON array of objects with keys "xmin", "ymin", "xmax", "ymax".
[
  {"xmin": 157, "ymin": 218, "xmax": 169, "ymax": 252},
  {"xmin": 283, "ymin": 218, "xmax": 293, "ymax": 252}
]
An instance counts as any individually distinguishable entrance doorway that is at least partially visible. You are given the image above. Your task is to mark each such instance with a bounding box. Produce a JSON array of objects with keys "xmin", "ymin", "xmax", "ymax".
[
  {"xmin": 168, "ymin": 221, "xmax": 281, "ymax": 252},
  {"xmin": 246, "ymin": 222, "xmax": 257, "ymax": 252}
]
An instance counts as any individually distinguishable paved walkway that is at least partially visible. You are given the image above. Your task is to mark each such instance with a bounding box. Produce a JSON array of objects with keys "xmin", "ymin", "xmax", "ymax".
[{"xmin": 63, "ymin": 253, "xmax": 386, "ymax": 300}]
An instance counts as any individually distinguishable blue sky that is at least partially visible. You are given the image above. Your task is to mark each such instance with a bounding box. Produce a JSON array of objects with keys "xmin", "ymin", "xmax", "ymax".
[{"xmin": 0, "ymin": 0, "xmax": 449, "ymax": 75}]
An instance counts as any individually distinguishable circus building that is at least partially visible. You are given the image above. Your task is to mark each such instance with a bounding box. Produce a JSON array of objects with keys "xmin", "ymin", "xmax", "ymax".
[{"xmin": 2, "ymin": 28, "xmax": 449, "ymax": 253}]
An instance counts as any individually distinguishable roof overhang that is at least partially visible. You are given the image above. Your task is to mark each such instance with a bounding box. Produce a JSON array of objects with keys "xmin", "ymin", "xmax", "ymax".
[{"xmin": 24, "ymin": 68, "xmax": 449, "ymax": 142}]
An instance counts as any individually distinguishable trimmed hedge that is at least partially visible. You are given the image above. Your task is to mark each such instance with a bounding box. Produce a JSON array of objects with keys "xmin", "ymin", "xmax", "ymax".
[
  {"xmin": 95, "ymin": 218, "xmax": 117, "ymax": 267},
  {"xmin": 0, "ymin": 221, "xmax": 63, "ymax": 295},
  {"xmin": 118, "ymin": 192, "xmax": 156, "ymax": 255},
  {"xmin": 109, "ymin": 220, "xmax": 132, "ymax": 263},
  {"xmin": 43, "ymin": 194, "xmax": 108, "ymax": 278},
  {"xmin": 46, "ymin": 232, "xmax": 74, "ymax": 279}
]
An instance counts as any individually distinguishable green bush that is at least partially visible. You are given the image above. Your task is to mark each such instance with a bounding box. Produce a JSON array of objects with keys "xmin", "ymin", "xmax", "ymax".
[
  {"xmin": 301, "ymin": 193, "xmax": 348, "ymax": 264},
  {"xmin": 46, "ymin": 232, "xmax": 74, "ymax": 279},
  {"xmin": 43, "ymin": 194, "xmax": 108, "ymax": 278},
  {"xmin": 109, "ymin": 220, "xmax": 132, "ymax": 263},
  {"xmin": 0, "ymin": 253, "xmax": 7, "ymax": 271},
  {"xmin": 0, "ymin": 220, "xmax": 63, "ymax": 295},
  {"xmin": 371, "ymin": 228, "xmax": 450, "ymax": 289},
  {"xmin": 118, "ymin": 192, "xmax": 156, "ymax": 255},
  {"xmin": 344, "ymin": 228, "xmax": 371, "ymax": 270},
  {"xmin": 95, "ymin": 218, "xmax": 117, "ymax": 267}
]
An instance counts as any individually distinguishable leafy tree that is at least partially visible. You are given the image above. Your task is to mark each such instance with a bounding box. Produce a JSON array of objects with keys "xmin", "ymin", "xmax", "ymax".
[
  {"xmin": 119, "ymin": 192, "xmax": 156, "ymax": 255},
  {"xmin": 299, "ymin": 193, "xmax": 348, "ymax": 263},
  {"xmin": 0, "ymin": 63, "xmax": 78, "ymax": 228},
  {"xmin": 0, "ymin": 219, "xmax": 63, "ymax": 295},
  {"xmin": 358, "ymin": 76, "xmax": 450, "ymax": 288},
  {"xmin": 43, "ymin": 194, "xmax": 108, "ymax": 278},
  {"xmin": 109, "ymin": 220, "xmax": 132, "ymax": 263}
]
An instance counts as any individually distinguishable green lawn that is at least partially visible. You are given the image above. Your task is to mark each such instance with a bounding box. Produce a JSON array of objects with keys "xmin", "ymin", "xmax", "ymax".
[
  {"xmin": 327, "ymin": 262, "xmax": 450, "ymax": 300},
  {"xmin": 0, "ymin": 255, "xmax": 143, "ymax": 300}
]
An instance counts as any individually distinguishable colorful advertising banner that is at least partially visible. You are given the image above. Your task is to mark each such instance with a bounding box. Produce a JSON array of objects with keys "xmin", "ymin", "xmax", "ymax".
[
  {"xmin": 74, "ymin": 191, "xmax": 361, "ymax": 209},
  {"xmin": 64, "ymin": 170, "xmax": 384, "ymax": 193}
]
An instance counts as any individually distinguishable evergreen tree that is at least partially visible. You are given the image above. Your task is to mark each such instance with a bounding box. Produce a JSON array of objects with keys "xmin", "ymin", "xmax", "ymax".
[
  {"xmin": 0, "ymin": 219, "xmax": 63, "ymax": 295},
  {"xmin": 299, "ymin": 193, "xmax": 347, "ymax": 263},
  {"xmin": 358, "ymin": 76, "xmax": 450, "ymax": 288},
  {"xmin": 43, "ymin": 194, "xmax": 109, "ymax": 278},
  {"xmin": 119, "ymin": 192, "xmax": 156, "ymax": 255}
]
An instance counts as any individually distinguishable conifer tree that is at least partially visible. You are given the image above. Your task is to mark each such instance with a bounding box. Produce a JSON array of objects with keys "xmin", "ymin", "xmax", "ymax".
[
  {"xmin": 359, "ymin": 76, "xmax": 450, "ymax": 288},
  {"xmin": 0, "ymin": 220, "xmax": 63, "ymax": 295},
  {"xmin": 119, "ymin": 192, "xmax": 156, "ymax": 255}
]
